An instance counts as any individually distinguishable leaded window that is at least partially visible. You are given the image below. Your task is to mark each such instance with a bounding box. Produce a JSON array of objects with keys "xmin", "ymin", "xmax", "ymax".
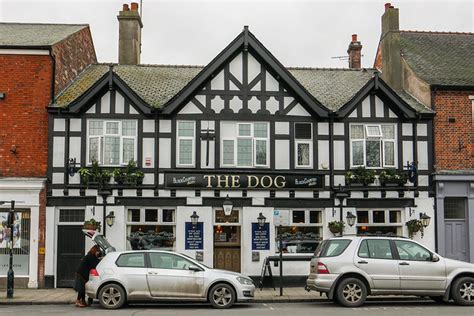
[
  {"xmin": 294, "ymin": 123, "xmax": 312, "ymax": 168},
  {"xmin": 177, "ymin": 121, "xmax": 195, "ymax": 166},
  {"xmin": 87, "ymin": 120, "xmax": 137, "ymax": 165},
  {"xmin": 350, "ymin": 124, "xmax": 396, "ymax": 168}
]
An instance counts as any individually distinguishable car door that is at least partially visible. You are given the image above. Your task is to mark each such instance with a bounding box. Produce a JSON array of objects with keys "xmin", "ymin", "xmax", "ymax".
[
  {"xmin": 146, "ymin": 252, "xmax": 204, "ymax": 298},
  {"xmin": 354, "ymin": 239, "xmax": 400, "ymax": 292},
  {"xmin": 114, "ymin": 252, "xmax": 149, "ymax": 297},
  {"xmin": 393, "ymin": 240, "xmax": 446, "ymax": 292}
]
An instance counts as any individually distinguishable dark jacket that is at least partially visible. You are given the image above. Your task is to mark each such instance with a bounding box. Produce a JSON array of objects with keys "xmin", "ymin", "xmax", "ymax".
[{"xmin": 75, "ymin": 252, "xmax": 100, "ymax": 281}]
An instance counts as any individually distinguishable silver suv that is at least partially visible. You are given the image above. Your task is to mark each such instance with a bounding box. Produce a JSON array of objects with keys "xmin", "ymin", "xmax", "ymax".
[{"xmin": 306, "ymin": 236, "xmax": 474, "ymax": 307}]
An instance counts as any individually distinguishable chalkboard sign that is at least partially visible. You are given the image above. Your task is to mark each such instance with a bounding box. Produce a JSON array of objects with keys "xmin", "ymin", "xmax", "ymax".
[
  {"xmin": 252, "ymin": 223, "xmax": 269, "ymax": 250},
  {"xmin": 185, "ymin": 222, "xmax": 203, "ymax": 250}
]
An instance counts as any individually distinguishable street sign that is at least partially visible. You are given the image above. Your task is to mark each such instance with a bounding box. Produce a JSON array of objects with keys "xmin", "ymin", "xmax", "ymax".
[{"xmin": 273, "ymin": 210, "xmax": 290, "ymax": 226}]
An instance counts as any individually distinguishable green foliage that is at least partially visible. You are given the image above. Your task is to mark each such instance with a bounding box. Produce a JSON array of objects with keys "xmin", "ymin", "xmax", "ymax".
[
  {"xmin": 328, "ymin": 220, "xmax": 345, "ymax": 235},
  {"xmin": 113, "ymin": 160, "xmax": 144, "ymax": 185},
  {"xmin": 345, "ymin": 167, "xmax": 376, "ymax": 185},
  {"xmin": 379, "ymin": 169, "xmax": 408, "ymax": 185},
  {"xmin": 406, "ymin": 219, "xmax": 424, "ymax": 239},
  {"xmin": 78, "ymin": 159, "xmax": 111, "ymax": 187},
  {"xmin": 84, "ymin": 218, "xmax": 101, "ymax": 232}
]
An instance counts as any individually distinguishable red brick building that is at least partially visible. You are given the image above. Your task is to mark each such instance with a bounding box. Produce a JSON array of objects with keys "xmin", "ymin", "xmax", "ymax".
[
  {"xmin": 374, "ymin": 4, "xmax": 474, "ymax": 262},
  {"xmin": 0, "ymin": 23, "xmax": 96, "ymax": 288}
]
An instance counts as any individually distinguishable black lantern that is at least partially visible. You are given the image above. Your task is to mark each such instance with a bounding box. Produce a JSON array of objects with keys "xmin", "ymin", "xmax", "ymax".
[
  {"xmin": 346, "ymin": 211, "xmax": 356, "ymax": 227},
  {"xmin": 419, "ymin": 212, "xmax": 431, "ymax": 228},
  {"xmin": 190, "ymin": 211, "xmax": 199, "ymax": 227},
  {"xmin": 257, "ymin": 212, "xmax": 266, "ymax": 228},
  {"xmin": 223, "ymin": 195, "xmax": 233, "ymax": 216},
  {"xmin": 105, "ymin": 211, "xmax": 115, "ymax": 227}
]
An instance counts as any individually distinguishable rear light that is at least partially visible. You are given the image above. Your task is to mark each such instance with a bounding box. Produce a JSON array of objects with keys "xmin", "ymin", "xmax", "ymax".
[
  {"xmin": 317, "ymin": 262, "xmax": 329, "ymax": 274},
  {"xmin": 90, "ymin": 269, "xmax": 99, "ymax": 277}
]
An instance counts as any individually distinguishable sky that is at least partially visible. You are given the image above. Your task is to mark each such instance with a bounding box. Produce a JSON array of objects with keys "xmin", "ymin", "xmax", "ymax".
[{"xmin": 0, "ymin": 0, "xmax": 472, "ymax": 68}]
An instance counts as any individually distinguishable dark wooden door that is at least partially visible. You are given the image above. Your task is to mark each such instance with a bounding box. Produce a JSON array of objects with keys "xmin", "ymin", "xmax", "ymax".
[{"xmin": 57, "ymin": 225, "xmax": 85, "ymax": 287}]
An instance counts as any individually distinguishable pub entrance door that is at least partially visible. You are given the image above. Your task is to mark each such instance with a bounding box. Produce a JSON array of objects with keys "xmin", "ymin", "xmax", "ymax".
[{"xmin": 213, "ymin": 225, "xmax": 241, "ymax": 272}]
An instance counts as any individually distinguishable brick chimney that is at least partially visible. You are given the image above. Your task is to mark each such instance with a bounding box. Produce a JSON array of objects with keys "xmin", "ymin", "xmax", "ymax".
[
  {"xmin": 347, "ymin": 34, "xmax": 362, "ymax": 69},
  {"xmin": 380, "ymin": 3, "xmax": 402, "ymax": 90},
  {"xmin": 117, "ymin": 2, "xmax": 143, "ymax": 65}
]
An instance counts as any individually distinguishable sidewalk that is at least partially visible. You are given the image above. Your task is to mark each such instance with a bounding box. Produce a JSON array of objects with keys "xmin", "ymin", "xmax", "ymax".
[{"xmin": 0, "ymin": 287, "xmax": 423, "ymax": 305}]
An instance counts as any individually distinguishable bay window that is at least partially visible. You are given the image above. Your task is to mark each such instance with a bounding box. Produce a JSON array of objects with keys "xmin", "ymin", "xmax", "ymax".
[
  {"xmin": 221, "ymin": 122, "xmax": 269, "ymax": 168},
  {"xmin": 294, "ymin": 123, "xmax": 312, "ymax": 168},
  {"xmin": 350, "ymin": 123, "xmax": 396, "ymax": 168},
  {"xmin": 177, "ymin": 121, "xmax": 195, "ymax": 167},
  {"xmin": 87, "ymin": 120, "xmax": 137, "ymax": 165}
]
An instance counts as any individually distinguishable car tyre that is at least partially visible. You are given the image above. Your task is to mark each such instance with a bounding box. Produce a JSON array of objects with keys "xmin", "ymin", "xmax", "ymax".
[
  {"xmin": 336, "ymin": 277, "xmax": 367, "ymax": 307},
  {"xmin": 98, "ymin": 283, "xmax": 126, "ymax": 310},
  {"xmin": 452, "ymin": 276, "xmax": 474, "ymax": 306},
  {"xmin": 208, "ymin": 283, "xmax": 236, "ymax": 309}
]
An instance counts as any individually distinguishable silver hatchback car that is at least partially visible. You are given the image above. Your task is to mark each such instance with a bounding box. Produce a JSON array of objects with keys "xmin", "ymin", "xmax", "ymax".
[
  {"xmin": 85, "ymin": 250, "xmax": 255, "ymax": 309},
  {"xmin": 306, "ymin": 236, "xmax": 474, "ymax": 307}
]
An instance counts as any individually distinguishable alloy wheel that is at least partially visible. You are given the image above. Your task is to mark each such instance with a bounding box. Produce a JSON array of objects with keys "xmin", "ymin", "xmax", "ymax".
[
  {"xmin": 459, "ymin": 282, "xmax": 474, "ymax": 302},
  {"xmin": 212, "ymin": 286, "xmax": 232, "ymax": 307},
  {"xmin": 101, "ymin": 287, "xmax": 122, "ymax": 307},
  {"xmin": 342, "ymin": 283, "xmax": 363, "ymax": 303}
]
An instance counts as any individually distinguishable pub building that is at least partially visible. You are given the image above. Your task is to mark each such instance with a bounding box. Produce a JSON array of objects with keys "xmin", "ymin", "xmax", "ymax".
[{"xmin": 45, "ymin": 3, "xmax": 435, "ymax": 287}]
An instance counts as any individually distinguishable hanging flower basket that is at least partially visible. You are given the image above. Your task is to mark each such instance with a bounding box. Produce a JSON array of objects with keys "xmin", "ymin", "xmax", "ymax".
[
  {"xmin": 83, "ymin": 219, "xmax": 101, "ymax": 232},
  {"xmin": 328, "ymin": 221, "xmax": 345, "ymax": 235},
  {"xmin": 406, "ymin": 219, "xmax": 424, "ymax": 239}
]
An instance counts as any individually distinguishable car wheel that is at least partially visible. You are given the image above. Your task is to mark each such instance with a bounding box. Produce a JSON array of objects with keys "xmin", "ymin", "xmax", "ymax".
[
  {"xmin": 87, "ymin": 297, "xmax": 94, "ymax": 306},
  {"xmin": 429, "ymin": 296, "xmax": 445, "ymax": 303},
  {"xmin": 336, "ymin": 278, "xmax": 367, "ymax": 307},
  {"xmin": 209, "ymin": 283, "xmax": 236, "ymax": 309},
  {"xmin": 98, "ymin": 283, "xmax": 126, "ymax": 309},
  {"xmin": 452, "ymin": 277, "xmax": 474, "ymax": 306}
]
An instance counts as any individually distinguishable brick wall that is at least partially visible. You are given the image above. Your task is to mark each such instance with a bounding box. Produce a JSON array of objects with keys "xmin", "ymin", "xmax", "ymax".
[
  {"xmin": 0, "ymin": 54, "xmax": 52, "ymax": 177},
  {"xmin": 434, "ymin": 90, "xmax": 474, "ymax": 170},
  {"xmin": 52, "ymin": 26, "xmax": 97, "ymax": 95}
]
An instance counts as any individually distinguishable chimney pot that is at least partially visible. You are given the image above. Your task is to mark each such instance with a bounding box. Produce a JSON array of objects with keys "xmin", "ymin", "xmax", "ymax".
[
  {"xmin": 352, "ymin": 34, "xmax": 358, "ymax": 42},
  {"xmin": 385, "ymin": 3, "xmax": 391, "ymax": 11},
  {"xmin": 118, "ymin": 2, "xmax": 142, "ymax": 65},
  {"xmin": 122, "ymin": 4, "xmax": 129, "ymax": 11},
  {"xmin": 131, "ymin": 2, "xmax": 139, "ymax": 11}
]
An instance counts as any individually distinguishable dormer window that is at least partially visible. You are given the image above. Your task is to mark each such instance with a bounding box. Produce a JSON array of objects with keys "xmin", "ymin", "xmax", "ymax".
[{"xmin": 87, "ymin": 120, "xmax": 137, "ymax": 166}]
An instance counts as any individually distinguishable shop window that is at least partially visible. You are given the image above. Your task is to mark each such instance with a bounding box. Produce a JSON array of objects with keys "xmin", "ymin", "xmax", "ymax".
[
  {"xmin": 220, "ymin": 122, "xmax": 269, "ymax": 168},
  {"xmin": 356, "ymin": 209, "xmax": 402, "ymax": 235},
  {"xmin": 177, "ymin": 121, "xmax": 195, "ymax": 167},
  {"xmin": 0, "ymin": 209, "xmax": 30, "ymax": 275},
  {"xmin": 350, "ymin": 123, "xmax": 396, "ymax": 168},
  {"xmin": 294, "ymin": 123, "xmax": 313, "ymax": 168},
  {"xmin": 59, "ymin": 209, "xmax": 85, "ymax": 222},
  {"xmin": 444, "ymin": 198, "xmax": 466, "ymax": 220},
  {"xmin": 87, "ymin": 120, "xmax": 137, "ymax": 165},
  {"xmin": 126, "ymin": 208, "xmax": 176, "ymax": 251},
  {"xmin": 277, "ymin": 210, "xmax": 323, "ymax": 254}
]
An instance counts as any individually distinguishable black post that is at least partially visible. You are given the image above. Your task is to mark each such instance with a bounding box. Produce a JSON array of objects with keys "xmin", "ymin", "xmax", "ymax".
[
  {"xmin": 279, "ymin": 225, "xmax": 283, "ymax": 296},
  {"xmin": 7, "ymin": 200, "xmax": 15, "ymax": 298},
  {"xmin": 102, "ymin": 192, "xmax": 108, "ymax": 237}
]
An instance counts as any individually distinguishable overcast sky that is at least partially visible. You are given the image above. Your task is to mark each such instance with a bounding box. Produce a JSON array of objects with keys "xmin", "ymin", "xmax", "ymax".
[{"xmin": 1, "ymin": 0, "xmax": 472, "ymax": 68}]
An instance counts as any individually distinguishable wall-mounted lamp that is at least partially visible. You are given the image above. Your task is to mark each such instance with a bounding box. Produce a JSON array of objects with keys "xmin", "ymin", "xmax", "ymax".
[
  {"xmin": 68, "ymin": 158, "xmax": 79, "ymax": 177},
  {"xmin": 190, "ymin": 211, "xmax": 199, "ymax": 228},
  {"xmin": 419, "ymin": 212, "xmax": 431, "ymax": 228},
  {"xmin": 346, "ymin": 211, "xmax": 356, "ymax": 227},
  {"xmin": 105, "ymin": 211, "xmax": 115, "ymax": 227},
  {"xmin": 257, "ymin": 212, "xmax": 266, "ymax": 228},
  {"xmin": 223, "ymin": 195, "xmax": 233, "ymax": 216}
]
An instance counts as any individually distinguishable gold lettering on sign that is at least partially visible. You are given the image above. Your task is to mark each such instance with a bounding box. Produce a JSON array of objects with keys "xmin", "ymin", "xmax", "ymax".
[
  {"xmin": 217, "ymin": 175, "xmax": 229, "ymax": 188},
  {"xmin": 204, "ymin": 175, "xmax": 215, "ymax": 188},
  {"xmin": 260, "ymin": 175, "xmax": 273, "ymax": 188},
  {"xmin": 274, "ymin": 175, "xmax": 286, "ymax": 188},
  {"xmin": 247, "ymin": 175, "xmax": 259, "ymax": 188},
  {"xmin": 231, "ymin": 175, "xmax": 241, "ymax": 188}
]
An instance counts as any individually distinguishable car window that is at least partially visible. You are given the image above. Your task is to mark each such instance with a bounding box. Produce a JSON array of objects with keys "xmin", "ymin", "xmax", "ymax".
[
  {"xmin": 318, "ymin": 239, "xmax": 351, "ymax": 257},
  {"xmin": 358, "ymin": 239, "xmax": 393, "ymax": 259},
  {"xmin": 116, "ymin": 253, "xmax": 145, "ymax": 267},
  {"xmin": 149, "ymin": 252, "xmax": 193, "ymax": 270},
  {"xmin": 395, "ymin": 240, "xmax": 431, "ymax": 261}
]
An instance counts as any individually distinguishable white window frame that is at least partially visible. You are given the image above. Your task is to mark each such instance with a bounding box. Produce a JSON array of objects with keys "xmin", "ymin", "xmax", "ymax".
[
  {"xmin": 176, "ymin": 121, "xmax": 196, "ymax": 167},
  {"xmin": 220, "ymin": 122, "xmax": 270, "ymax": 168},
  {"xmin": 350, "ymin": 123, "xmax": 397, "ymax": 169},
  {"xmin": 294, "ymin": 122, "xmax": 313, "ymax": 168},
  {"xmin": 355, "ymin": 209, "xmax": 403, "ymax": 233},
  {"xmin": 86, "ymin": 120, "xmax": 137, "ymax": 166},
  {"xmin": 289, "ymin": 209, "xmax": 323, "ymax": 226}
]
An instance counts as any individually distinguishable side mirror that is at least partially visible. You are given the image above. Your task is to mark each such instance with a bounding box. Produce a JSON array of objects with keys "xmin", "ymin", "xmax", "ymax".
[
  {"xmin": 188, "ymin": 265, "xmax": 202, "ymax": 272},
  {"xmin": 432, "ymin": 254, "xmax": 440, "ymax": 262}
]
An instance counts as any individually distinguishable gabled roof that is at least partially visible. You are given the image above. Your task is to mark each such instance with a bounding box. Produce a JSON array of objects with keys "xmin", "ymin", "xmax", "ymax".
[
  {"xmin": 400, "ymin": 31, "xmax": 474, "ymax": 87},
  {"xmin": 0, "ymin": 23, "xmax": 88, "ymax": 47},
  {"xmin": 161, "ymin": 27, "xmax": 329, "ymax": 117}
]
